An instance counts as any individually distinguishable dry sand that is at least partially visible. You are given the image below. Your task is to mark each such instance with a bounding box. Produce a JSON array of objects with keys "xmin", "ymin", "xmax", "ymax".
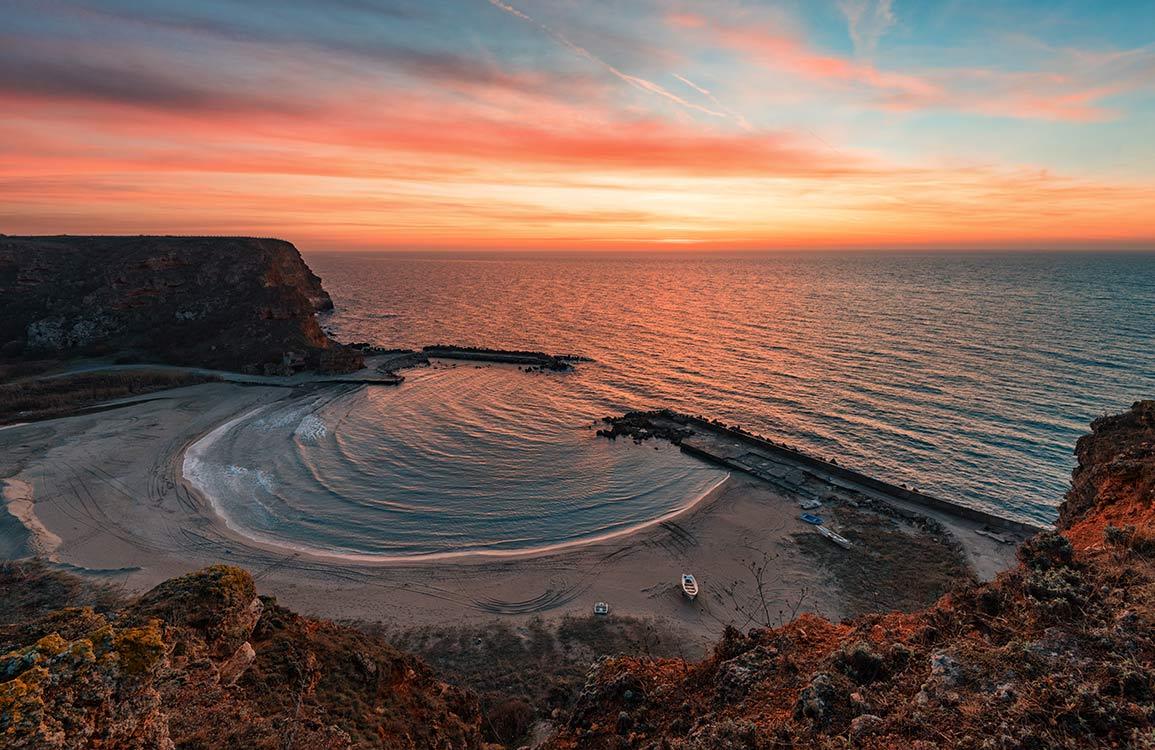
[{"xmin": 0, "ymin": 378, "xmax": 1023, "ymax": 647}]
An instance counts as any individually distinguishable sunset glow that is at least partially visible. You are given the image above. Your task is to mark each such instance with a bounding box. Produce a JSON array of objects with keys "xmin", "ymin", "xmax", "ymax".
[{"xmin": 3, "ymin": 0, "xmax": 1154, "ymax": 250}]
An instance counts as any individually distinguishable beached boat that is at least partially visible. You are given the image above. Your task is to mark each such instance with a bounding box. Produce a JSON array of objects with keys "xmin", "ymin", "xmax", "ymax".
[
  {"xmin": 593, "ymin": 601, "xmax": 610, "ymax": 616},
  {"xmin": 800, "ymin": 513, "xmax": 823, "ymax": 525},
  {"xmin": 817, "ymin": 525, "xmax": 852, "ymax": 549},
  {"xmin": 681, "ymin": 573, "xmax": 699, "ymax": 599}
]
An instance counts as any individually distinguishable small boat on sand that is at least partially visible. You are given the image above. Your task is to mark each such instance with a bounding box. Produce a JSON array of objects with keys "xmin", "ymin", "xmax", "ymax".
[
  {"xmin": 593, "ymin": 601, "xmax": 610, "ymax": 616},
  {"xmin": 681, "ymin": 574, "xmax": 699, "ymax": 599},
  {"xmin": 817, "ymin": 525, "xmax": 852, "ymax": 549},
  {"xmin": 800, "ymin": 513, "xmax": 823, "ymax": 525}
]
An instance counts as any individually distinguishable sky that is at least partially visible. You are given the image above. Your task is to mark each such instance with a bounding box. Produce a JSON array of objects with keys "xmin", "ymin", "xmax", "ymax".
[{"xmin": 2, "ymin": 0, "xmax": 1154, "ymax": 251}]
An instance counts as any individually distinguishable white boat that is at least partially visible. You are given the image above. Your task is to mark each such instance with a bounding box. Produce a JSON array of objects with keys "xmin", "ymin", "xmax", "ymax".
[
  {"xmin": 817, "ymin": 525, "xmax": 852, "ymax": 549},
  {"xmin": 593, "ymin": 601, "xmax": 610, "ymax": 616},
  {"xmin": 681, "ymin": 574, "xmax": 699, "ymax": 599}
]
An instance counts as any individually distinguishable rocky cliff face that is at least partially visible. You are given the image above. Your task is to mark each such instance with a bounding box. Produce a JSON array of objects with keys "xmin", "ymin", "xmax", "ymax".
[
  {"xmin": 1060, "ymin": 400, "xmax": 1155, "ymax": 550},
  {"xmin": 0, "ymin": 235, "xmax": 362, "ymax": 373},
  {"xmin": 543, "ymin": 402, "xmax": 1155, "ymax": 750}
]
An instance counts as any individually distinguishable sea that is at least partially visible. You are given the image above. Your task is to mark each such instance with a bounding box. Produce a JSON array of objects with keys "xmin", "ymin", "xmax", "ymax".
[{"xmin": 187, "ymin": 252, "xmax": 1155, "ymax": 559}]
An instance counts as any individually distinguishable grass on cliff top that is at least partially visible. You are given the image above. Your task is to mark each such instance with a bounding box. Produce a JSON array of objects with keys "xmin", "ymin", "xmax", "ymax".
[
  {"xmin": 0, "ymin": 369, "xmax": 217, "ymax": 424},
  {"xmin": 0, "ymin": 561, "xmax": 125, "ymax": 651}
]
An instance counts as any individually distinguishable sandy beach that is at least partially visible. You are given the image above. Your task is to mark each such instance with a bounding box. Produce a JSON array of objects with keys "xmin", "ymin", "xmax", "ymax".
[{"xmin": 0, "ymin": 373, "xmax": 1026, "ymax": 649}]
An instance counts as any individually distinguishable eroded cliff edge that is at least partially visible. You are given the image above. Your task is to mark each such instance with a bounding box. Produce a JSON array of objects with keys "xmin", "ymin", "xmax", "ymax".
[{"xmin": 0, "ymin": 235, "xmax": 362, "ymax": 374}]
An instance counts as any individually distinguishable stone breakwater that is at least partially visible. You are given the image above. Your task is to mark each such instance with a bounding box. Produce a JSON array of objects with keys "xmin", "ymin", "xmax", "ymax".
[
  {"xmin": 353, "ymin": 344, "xmax": 591, "ymax": 381},
  {"xmin": 599, "ymin": 409, "xmax": 1047, "ymax": 533}
]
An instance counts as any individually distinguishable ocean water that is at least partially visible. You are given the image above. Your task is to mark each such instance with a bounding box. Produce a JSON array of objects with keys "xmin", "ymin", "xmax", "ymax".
[{"xmin": 303, "ymin": 251, "xmax": 1155, "ymax": 527}]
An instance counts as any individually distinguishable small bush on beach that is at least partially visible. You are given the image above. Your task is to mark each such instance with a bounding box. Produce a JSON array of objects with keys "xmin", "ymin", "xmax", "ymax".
[{"xmin": 0, "ymin": 369, "xmax": 215, "ymax": 424}]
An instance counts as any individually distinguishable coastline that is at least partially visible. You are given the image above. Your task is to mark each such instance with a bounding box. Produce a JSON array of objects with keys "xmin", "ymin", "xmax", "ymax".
[
  {"xmin": 2, "ymin": 477, "xmax": 61, "ymax": 560},
  {"xmin": 179, "ymin": 384, "xmax": 732, "ymax": 563},
  {"xmin": 0, "ymin": 368, "xmax": 1025, "ymax": 640}
]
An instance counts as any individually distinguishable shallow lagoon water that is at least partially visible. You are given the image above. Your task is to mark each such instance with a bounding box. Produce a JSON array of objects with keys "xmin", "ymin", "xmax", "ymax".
[{"xmin": 185, "ymin": 365, "xmax": 728, "ymax": 559}]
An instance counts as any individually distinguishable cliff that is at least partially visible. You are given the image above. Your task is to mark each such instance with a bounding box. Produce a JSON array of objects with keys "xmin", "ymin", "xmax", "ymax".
[
  {"xmin": 0, "ymin": 235, "xmax": 362, "ymax": 374},
  {"xmin": 545, "ymin": 401, "xmax": 1155, "ymax": 749}
]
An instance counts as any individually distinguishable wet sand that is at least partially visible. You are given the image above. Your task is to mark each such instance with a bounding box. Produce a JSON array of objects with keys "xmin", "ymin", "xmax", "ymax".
[{"xmin": 0, "ymin": 377, "xmax": 1023, "ymax": 644}]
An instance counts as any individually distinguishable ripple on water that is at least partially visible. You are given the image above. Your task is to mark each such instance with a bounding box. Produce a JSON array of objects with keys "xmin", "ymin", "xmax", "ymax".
[{"xmin": 184, "ymin": 366, "xmax": 728, "ymax": 559}]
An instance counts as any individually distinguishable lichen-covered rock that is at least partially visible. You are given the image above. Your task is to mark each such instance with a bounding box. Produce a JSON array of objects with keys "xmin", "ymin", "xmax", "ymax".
[
  {"xmin": 130, "ymin": 565, "xmax": 261, "ymax": 657},
  {"xmin": 112, "ymin": 620, "xmax": 166, "ymax": 675},
  {"xmin": 1, "ymin": 564, "xmax": 485, "ymax": 749},
  {"xmin": 0, "ymin": 623, "xmax": 173, "ymax": 749}
]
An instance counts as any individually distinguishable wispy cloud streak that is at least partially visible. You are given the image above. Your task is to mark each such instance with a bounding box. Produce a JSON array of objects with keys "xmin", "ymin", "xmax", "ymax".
[
  {"xmin": 484, "ymin": 0, "xmax": 738, "ymax": 122},
  {"xmin": 672, "ymin": 73, "xmax": 752, "ymax": 130},
  {"xmin": 838, "ymin": 0, "xmax": 895, "ymax": 57}
]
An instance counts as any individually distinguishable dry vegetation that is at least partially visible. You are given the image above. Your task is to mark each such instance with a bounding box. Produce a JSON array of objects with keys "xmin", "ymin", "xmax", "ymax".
[
  {"xmin": 547, "ymin": 530, "xmax": 1154, "ymax": 749},
  {"xmin": 369, "ymin": 615, "xmax": 699, "ymax": 747},
  {"xmin": 0, "ymin": 561, "xmax": 125, "ymax": 634},
  {"xmin": 0, "ymin": 360, "xmax": 60, "ymax": 383},
  {"xmin": 0, "ymin": 369, "xmax": 216, "ymax": 424},
  {"xmin": 793, "ymin": 504, "xmax": 975, "ymax": 617}
]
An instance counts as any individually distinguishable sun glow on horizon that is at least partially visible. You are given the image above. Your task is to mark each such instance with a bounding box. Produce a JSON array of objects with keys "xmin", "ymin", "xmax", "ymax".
[{"xmin": 2, "ymin": 0, "xmax": 1154, "ymax": 251}]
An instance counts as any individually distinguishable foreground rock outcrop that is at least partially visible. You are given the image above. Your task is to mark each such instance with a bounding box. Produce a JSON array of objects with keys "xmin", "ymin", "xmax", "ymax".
[
  {"xmin": 546, "ymin": 402, "xmax": 1155, "ymax": 749},
  {"xmin": 0, "ymin": 235, "xmax": 362, "ymax": 373},
  {"xmin": 0, "ymin": 565, "xmax": 483, "ymax": 749}
]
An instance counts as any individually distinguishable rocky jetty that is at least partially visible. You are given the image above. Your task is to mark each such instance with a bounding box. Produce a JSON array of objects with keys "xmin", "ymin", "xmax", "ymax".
[
  {"xmin": 422, "ymin": 345, "xmax": 586, "ymax": 371},
  {"xmin": 547, "ymin": 402, "xmax": 1155, "ymax": 749},
  {"xmin": 0, "ymin": 236, "xmax": 363, "ymax": 374},
  {"xmin": 596, "ymin": 410, "xmax": 695, "ymax": 443}
]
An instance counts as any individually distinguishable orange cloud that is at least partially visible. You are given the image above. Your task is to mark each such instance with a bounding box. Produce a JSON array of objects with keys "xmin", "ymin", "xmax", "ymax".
[
  {"xmin": 2, "ymin": 11, "xmax": 1152, "ymax": 251},
  {"xmin": 0, "ymin": 86, "xmax": 858, "ymax": 180},
  {"xmin": 669, "ymin": 12, "xmax": 1141, "ymax": 123},
  {"xmin": 713, "ymin": 25, "xmax": 937, "ymax": 99},
  {"xmin": 5, "ymin": 106, "xmax": 1152, "ymax": 252}
]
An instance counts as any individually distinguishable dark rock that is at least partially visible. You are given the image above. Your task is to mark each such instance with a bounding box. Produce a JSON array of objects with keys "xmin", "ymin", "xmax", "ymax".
[
  {"xmin": 793, "ymin": 672, "xmax": 842, "ymax": 726},
  {"xmin": 715, "ymin": 645, "xmax": 778, "ymax": 703},
  {"xmin": 929, "ymin": 653, "xmax": 964, "ymax": 688},
  {"xmin": 0, "ymin": 235, "xmax": 363, "ymax": 373},
  {"xmin": 837, "ymin": 640, "xmax": 885, "ymax": 683}
]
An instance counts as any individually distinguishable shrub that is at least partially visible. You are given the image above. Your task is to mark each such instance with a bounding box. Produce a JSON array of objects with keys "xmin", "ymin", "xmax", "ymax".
[
  {"xmin": 485, "ymin": 697, "xmax": 534, "ymax": 746},
  {"xmin": 1018, "ymin": 531, "xmax": 1074, "ymax": 570}
]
